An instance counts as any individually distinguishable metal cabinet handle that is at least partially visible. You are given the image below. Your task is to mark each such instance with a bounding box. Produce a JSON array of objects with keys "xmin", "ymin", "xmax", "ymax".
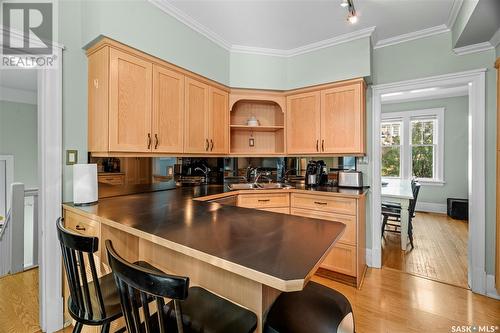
[
  {"xmin": 154, "ymin": 134, "xmax": 159, "ymax": 149},
  {"xmin": 205, "ymin": 139, "xmax": 209, "ymax": 151},
  {"xmin": 75, "ymin": 225, "xmax": 86, "ymax": 231},
  {"xmin": 258, "ymin": 199, "xmax": 271, "ymax": 202},
  {"xmin": 322, "ymin": 140, "xmax": 325, "ymax": 152},
  {"xmin": 147, "ymin": 133, "xmax": 152, "ymax": 149},
  {"xmin": 210, "ymin": 139, "xmax": 214, "ymax": 151},
  {"xmin": 93, "ymin": 79, "xmax": 99, "ymax": 88},
  {"xmin": 314, "ymin": 201, "xmax": 327, "ymax": 205},
  {"xmin": 316, "ymin": 140, "xmax": 319, "ymax": 152}
]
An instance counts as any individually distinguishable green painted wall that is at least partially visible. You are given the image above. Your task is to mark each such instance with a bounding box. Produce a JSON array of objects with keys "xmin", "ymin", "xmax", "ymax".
[
  {"xmin": 229, "ymin": 37, "xmax": 371, "ymax": 90},
  {"xmin": 372, "ymin": 31, "xmax": 497, "ymax": 274},
  {"xmin": 81, "ymin": 0, "xmax": 230, "ymax": 85},
  {"xmin": 0, "ymin": 101, "xmax": 37, "ymax": 188},
  {"xmin": 229, "ymin": 52, "xmax": 288, "ymax": 90},
  {"xmin": 286, "ymin": 37, "xmax": 371, "ymax": 89},
  {"xmin": 382, "ymin": 96, "xmax": 469, "ymax": 205}
]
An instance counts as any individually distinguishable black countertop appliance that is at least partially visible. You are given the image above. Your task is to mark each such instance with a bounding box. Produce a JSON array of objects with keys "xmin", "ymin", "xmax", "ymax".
[{"xmin": 305, "ymin": 160, "xmax": 328, "ymax": 187}]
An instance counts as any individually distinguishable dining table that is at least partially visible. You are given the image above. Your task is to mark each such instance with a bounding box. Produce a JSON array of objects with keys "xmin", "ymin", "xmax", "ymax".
[{"xmin": 381, "ymin": 178, "xmax": 414, "ymax": 250}]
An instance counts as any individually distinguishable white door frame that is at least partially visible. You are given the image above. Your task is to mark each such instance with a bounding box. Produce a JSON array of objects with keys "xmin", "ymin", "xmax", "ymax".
[
  {"xmin": 37, "ymin": 46, "xmax": 64, "ymax": 332},
  {"xmin": 1, "ymin": 24, "xmax": 65, "ymax": 331},
  {"xmin": 370, "ymin": 68, "xmax": 487, "ymax": 294}
]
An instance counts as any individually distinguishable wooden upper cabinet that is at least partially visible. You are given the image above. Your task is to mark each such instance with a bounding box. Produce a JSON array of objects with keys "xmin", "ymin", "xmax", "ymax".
[
  {"xmin": 88, "ymin": 47, "xmax": 109, "ymax": 152},
  {"xmin": 320, "ymin": 82, "xmax": 364, "ymax": 154},
  {"xmin": 152, "ymin": 65, "xmax": 184, "ymax": 153},
  {"xmin": 109, "ymin": 48, "xmax": 153, "ymax": 152},
  {"xmin": 286, "ymin": 91, "xmax": 321, "ymax": 154},
  {"xmin": 184, "ymin": 77, "xmax": 210, "ymax": 153},
  {"xmin": 208, "ymin": 87, "xmax": 229, "ymax": 154}
]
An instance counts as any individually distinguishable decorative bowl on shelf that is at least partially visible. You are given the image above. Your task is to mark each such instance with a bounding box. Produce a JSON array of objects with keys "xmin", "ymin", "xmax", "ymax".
[{"xmin": 247, "ymin": 116, "xmax": 259, "ymax": 126}]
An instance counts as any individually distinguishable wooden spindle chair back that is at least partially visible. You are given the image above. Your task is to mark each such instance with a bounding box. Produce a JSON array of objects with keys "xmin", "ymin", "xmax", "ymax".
[
  {"xmin": 56, "ymin": 218, "xmax": 107, "ymax": 321},
  {"xmin": 105, "ymin": 240, "xmax": 190, "ymax": 333}
]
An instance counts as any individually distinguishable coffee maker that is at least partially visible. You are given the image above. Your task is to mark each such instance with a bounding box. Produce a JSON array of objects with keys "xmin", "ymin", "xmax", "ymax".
[{"xmin": 305, "ymin": 160, "xmax": 328, "ymax": 186}]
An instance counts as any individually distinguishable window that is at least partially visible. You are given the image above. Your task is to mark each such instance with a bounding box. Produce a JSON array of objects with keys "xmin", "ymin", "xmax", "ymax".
[
  {"xmin": 381, "ymin": 108, "xmax": 444, "ymax": 184},
  {"xmin": 381, "ymin": 121, "xmax": 402, "ymax": 177}
]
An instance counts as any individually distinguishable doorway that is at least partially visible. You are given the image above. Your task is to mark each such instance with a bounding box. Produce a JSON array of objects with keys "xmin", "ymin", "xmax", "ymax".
[
  {"xmin": 370, "ymin": 69, "xmax": 487, "ymax": 294},
  {"xmin": 378, "ymin": 92, "xmax": 469, "ymax": 288}
]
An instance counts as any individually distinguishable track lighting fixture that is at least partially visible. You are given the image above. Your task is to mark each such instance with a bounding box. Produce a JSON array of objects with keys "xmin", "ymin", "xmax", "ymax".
[{"xmin": 340, "ymin": 0, "xmax": 358, "ymax": 24}]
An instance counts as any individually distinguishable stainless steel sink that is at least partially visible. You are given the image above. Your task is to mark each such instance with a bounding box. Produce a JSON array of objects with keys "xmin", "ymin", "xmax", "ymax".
[
  {"xmin": 228, "ymin": 183, "xmax": 261, "ymax": 190},
  {"xmin": 257, "ymin": 183, "xmax": 293, "ymax": 189},
  {"xmin": 228, "ymin": 183, "xmax": 293, "ymax": 190}
]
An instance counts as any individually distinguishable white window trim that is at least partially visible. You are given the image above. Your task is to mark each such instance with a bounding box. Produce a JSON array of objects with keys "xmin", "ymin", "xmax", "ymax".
[{"xmin": 381, "ymin": 108, "xmax": 445, "ymax": 185}]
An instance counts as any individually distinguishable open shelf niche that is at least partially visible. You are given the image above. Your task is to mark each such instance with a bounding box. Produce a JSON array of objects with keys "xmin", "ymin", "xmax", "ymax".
[{"xmin": 229, "ymin": 93, "xmax": 286, "ymax": 155}]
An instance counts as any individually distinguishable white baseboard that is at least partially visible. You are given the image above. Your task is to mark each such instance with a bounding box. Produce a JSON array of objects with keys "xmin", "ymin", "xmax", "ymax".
[
  {"xmin": 486, "ymin": 274, "xmax": 500, "ymax": 300},
  {"xmin": 366, "ymin": 248, "xmax": 381, "ymax": 268},
  {"xmin": 415, "ymin": 201, "xmax": 447, "ymax": 214}
]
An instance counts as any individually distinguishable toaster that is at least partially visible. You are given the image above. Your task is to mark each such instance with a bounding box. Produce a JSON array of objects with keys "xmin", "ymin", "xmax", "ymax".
[{"xmin": 338, "ymin": 170, "xmax": 363, "ymax": 188}]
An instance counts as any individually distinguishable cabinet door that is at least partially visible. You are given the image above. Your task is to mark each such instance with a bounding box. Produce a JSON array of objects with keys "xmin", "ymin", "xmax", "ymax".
[
  {"xmin": 184, "ymin": 77, "xmax": 210, "ymax": 153},
  {"xmin": 88, "ymin": 47, "xmax": 109, "ymax": 152},
  {"xmin": 286, "ymin": 91, "xmax": 321, "ymax": 154},
  {"xmin": 208, "ymin": 87, "xmax": 229, "ymax": 154},
  {"xmin": 109, "ymin": 48, "xmax": 153, "ymax": 152},
  {"xmin": 320, "ymin": 83, "xmax": 364, "ymax": 154},
  {"xmin": 152, "ymin": 65, "xmax": 184, "ymax": 153}
]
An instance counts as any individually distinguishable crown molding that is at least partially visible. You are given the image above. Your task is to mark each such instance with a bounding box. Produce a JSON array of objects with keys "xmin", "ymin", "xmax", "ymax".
[
  {"xmin": 374, "ymin": 24, "xmax": 450, "ymax": 49},
  {"xmin": 446, "ymin": 0, "xmax": 464, "ymax": 29},
  {"xmin": 453, "ymin": 41, "xmax": 494, "ymax": 55},
  {"xmin": 0, "ymin": 86, "xmax": 37, "ymax": 105},
  {"xmin": 231, "ymin": 26, "xmax": 376, "ymax": 58},
  {"xmin": 489, "ymin": 27, "xmax": 500, "ymax": 48},
  {"xmin": 148, "ymin": 0, "xmax": 232, "ymax": 50}
]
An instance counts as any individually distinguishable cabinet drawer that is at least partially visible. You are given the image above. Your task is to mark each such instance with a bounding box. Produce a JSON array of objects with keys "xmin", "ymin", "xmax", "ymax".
[
  {"xmin": 321, "ymin": 243, "xmax": 356, "ymax": 277},
  {"xmin": 290, "ymin": 208, "xmax": 356, "ymax": 245},
  {"xmin": 259, "ymin": 207, "xmax": 290, "ymax": 214},
  {"xmin": 64, "ymin": 210, "xmax": 100, "ymax": 238},
  {"xmin": 237, "ymin": 193, "xmax": 289, "ymax": 209},
  {"xmin": 291, "ymin": 193, "xmax": 356, "ymax": 215},
  {"xmin": 98, "ymin": 174, "xmax": 124, "ymax": 185}
]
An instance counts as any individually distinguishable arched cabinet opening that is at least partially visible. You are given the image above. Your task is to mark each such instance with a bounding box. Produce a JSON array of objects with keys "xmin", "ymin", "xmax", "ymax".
[{"xmin": 229, "ymin": 99, "xmax": 285, "ymax": 155}]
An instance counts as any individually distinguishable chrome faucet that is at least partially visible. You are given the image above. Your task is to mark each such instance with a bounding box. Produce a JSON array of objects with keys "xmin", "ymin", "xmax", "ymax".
[
  {"xmin": 195, "ymin": 165, "xmax": 211, "ymax": 183},
  {"xmin": 254, "ymin": 170, "xmax": 272, "ymax": 184}
]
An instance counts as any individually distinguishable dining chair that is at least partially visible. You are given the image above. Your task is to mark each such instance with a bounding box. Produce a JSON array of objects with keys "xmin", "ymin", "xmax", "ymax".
[
  {"xmin": 56, "ymin": 218, "xmax": 124, "ymax": 333},
  {"xmin": 381, "ymin": 182, "xmax": 421, "ymax": 249},
  {"xmin": 105, "ymin": 239, "xmax": 258, "ymax": 333}
]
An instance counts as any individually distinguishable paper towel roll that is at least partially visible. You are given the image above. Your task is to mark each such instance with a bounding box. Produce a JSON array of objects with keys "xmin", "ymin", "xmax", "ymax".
[{"xmin": 73, "ymin": 164, "xmax": 98, "ymax": 205}]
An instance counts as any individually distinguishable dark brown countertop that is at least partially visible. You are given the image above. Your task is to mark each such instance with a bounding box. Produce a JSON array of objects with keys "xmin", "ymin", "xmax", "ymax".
[{"xmin": 66, "ymin": 184, "xmax": 349, "ymax": 288}]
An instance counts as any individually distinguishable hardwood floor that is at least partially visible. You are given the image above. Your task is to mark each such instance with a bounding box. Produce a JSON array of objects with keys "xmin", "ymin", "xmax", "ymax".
[
  {"xmin": 0, "ymin": 268, "xmax": 40, "ymax": 333},
  {"xmin": 382, "ymin": 211, "xmax": 469, "ymax": 288},
  {"xmin": 5, "ymin": 267, "xmax": 499, "ymax": 333},
  {"xmin": 312, "ymin": 268, "xmax": 500, "ymax": 333}
]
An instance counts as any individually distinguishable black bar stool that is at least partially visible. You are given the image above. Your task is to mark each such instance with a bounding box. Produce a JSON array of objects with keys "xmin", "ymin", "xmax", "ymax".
[
  {"xmin": 56, "ymin": 218, "xmax": 124, "ymax": 333},
  {"xmin": 265, "ymin": 281, "xmax": 355, "ymax": 333},
  {"xmin": 105, "ymin": 239, "xmax": 258, "ymax": 333}
]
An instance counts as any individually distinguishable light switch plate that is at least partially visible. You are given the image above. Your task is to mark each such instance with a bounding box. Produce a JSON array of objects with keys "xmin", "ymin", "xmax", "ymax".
[{"xmin": 66, "ymin": 150, "xmax": 78, "ymax": 165}]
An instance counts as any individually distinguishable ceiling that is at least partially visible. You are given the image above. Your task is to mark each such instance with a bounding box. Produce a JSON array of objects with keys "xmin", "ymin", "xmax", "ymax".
[
  {"xmin": 0, "ymin": 69, "xmax": 37, "ymax": 91},
  {"xmin": 164, "ymin": 0, "xmax": 455, "ymax": 50}
]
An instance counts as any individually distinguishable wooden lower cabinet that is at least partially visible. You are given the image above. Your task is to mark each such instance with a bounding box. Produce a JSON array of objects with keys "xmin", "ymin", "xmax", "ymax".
[{"xmin": 291, "ymin": 193, "xmax": 366, "ymax": 288}]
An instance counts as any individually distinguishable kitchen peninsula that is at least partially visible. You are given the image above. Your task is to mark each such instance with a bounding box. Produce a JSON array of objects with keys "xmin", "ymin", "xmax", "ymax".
[{"xmin": 62, "ymin": 183, "xmax": 366, "ymax": 332}]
